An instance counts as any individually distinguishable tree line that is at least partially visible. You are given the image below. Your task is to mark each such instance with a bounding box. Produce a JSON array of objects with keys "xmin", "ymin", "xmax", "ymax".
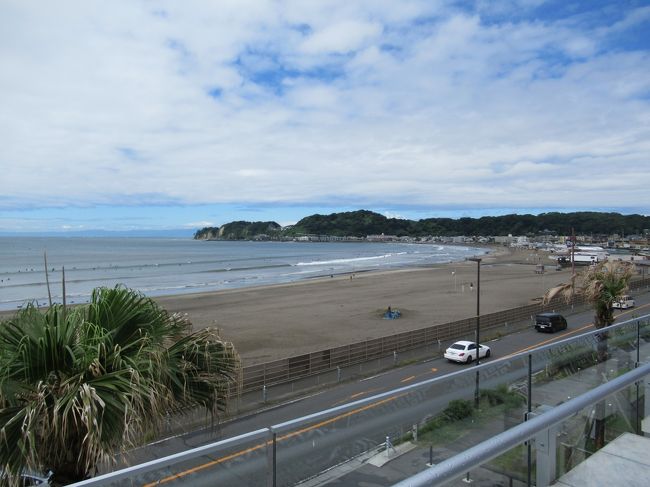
[{"xmin": 194, "ymin": 210, "xmax": 650, "ymax": 239}]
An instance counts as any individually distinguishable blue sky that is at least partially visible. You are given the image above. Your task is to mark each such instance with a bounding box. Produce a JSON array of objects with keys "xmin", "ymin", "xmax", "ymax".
[{"xmin": 1, "ymin": 0, "xmax": 649, "ymax": 234}]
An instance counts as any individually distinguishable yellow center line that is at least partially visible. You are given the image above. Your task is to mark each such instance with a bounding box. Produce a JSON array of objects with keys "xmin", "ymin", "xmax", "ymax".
[
  {"xmin": 144, "ymin": 392, "xmax": 407, "ymax": 486},
  {"xmin": 143, "ymin": 442, "xmax": 268, "ymax": 487},
  {"xmin": 503, "ymin": 323, "xmax": 594, "ymax": 359},
  {"xmin": 616, "ymin": 301, "xmax": 650, "ymax": 318},
  {"xmin": 278, "ymin": 393, "xmax": 407, "ymax": 441},
  {"xmin": 146, "ymin": 299, "xmax": 649, "ymax": 486},
  {"xmin": 503, "ymin": 300, "xmax": 650, "ymax": 359},
  {"xmin": 330, "ymin": 388, "xmax": 380, "ymax": 407}
]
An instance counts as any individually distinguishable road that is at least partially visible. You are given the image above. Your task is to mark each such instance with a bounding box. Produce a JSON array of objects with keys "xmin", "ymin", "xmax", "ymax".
[{"xmin": 121, "ymin": 292, "xmax": 650, "ymax": 487}]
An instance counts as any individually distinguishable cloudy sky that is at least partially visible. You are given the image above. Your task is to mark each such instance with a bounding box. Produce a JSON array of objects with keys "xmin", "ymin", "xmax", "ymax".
[{"xmin": 1, "ymin": 0, "xmax": 649, "ymax": 234}]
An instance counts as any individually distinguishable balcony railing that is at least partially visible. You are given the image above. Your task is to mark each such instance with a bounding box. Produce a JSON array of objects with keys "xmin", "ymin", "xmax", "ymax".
[
  {"xmin": 70, "ymin": 313, "xmax": 650, "ymax": 486},
  {"xmin": 393, "ymin": 360, "xmax": 650, "ymax": 486}
]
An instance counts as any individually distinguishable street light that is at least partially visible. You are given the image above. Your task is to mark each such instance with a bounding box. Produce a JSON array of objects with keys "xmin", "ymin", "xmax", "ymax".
[{"xmin": 468, "ymin": 257, "xmax": 481, "ymax": 408}]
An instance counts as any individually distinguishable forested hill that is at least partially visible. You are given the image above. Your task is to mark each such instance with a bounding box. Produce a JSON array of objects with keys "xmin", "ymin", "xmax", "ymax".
[
  {"xmin": 194, "ymin": 221, "xmax": 281, "ymax": 240},
  {"xmin": 194, "ymin": 210, "xmax": 650, "ymax": 240}
]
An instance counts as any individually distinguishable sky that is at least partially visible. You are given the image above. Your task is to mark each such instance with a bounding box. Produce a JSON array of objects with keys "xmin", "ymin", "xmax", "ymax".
[{"xmin": 1, "ymin": 0, "xmax": 649, "ymax": 234}]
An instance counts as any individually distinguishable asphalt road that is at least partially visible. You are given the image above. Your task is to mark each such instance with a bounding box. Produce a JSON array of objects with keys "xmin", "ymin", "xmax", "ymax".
[{"xmin": 123, "ymin": 291, "xmax": 650, "ymax": 487}]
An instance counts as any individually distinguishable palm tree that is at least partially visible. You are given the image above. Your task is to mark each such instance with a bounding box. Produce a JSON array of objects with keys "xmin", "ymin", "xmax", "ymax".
[
  {"xmin": 545, "ymin": 261, "xmax": 633, "ymax": 355},
  {"xmin": 582, "ymin": 261, "xmax": 633, "ymax": 328},
  {"xmin": 0, "ymin": 286, "xmax": 240, "ymax": 485},
  {"xmin": 544, "ymin": 260, "xmax": 633, "ymax": 450}
]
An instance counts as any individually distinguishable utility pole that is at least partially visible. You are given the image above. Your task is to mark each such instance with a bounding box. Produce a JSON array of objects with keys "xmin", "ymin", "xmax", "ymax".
[
  {"xmin": 468, "ymin": 257, "xmax": 481, "ymax": 408},
  {"xmin": 571, "ymin": 228, "xmax": 576, "ymax": 307}
]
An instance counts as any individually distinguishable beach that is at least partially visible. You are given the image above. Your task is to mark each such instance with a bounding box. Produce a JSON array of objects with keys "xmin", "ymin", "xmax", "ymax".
[
  {"xmin": 154, "ymin": 246, "xmax": 568, "ymax": 365},
  {"xmin": 0, "ymin": 245, "xmax": 568, "ymax": 366}
]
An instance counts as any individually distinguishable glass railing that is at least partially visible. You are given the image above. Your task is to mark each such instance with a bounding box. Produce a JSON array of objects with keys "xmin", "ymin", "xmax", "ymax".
[
  {"xmin": 395, "ymin": 362, "xmax": 650, "ymax": 487},
  {"xmin": 71, "ymin": 314, "xmax": 650, "ymax": 487}
]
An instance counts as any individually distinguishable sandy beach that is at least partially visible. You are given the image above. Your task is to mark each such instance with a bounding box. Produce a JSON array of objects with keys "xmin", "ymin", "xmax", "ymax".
[
  {"xmin": 0, "ymin": 246, "xmax": 569, "ymax": 366},
  {"xmin": 153, "ymin": 246, "xmax": 569, "ymax": 366}
]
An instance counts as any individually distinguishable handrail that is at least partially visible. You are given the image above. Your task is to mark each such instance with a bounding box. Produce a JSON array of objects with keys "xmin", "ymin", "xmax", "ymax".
[
  {"xmin": 270, "ymin": 314, "xmax": 649, "ymax": 433},
  {"xmin": 392, "ymin": 361, "xmax": 650, "ymax": 487},
  {"xmin": 68, "ymin": 313, "xmax": 650, "ymax": 486},
  {"xmin": 69, "ymin": 428, "xmax": 270, "ymax": 486}
]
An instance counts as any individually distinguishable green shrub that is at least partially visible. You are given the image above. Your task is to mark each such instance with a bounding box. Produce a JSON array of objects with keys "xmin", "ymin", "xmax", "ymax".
[
  {"xmin": 481, "ymin": 385, "xmax": 525, "ymax": 409},
  {"xmin": 443, "ymin": 399, "xmax": 474, "ymax": 421}
]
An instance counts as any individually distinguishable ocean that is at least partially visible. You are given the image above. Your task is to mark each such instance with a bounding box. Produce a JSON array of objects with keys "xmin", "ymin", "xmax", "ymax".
[{"xmin": 0, "ymin": 237, "xmax": 485, "ymax": 311}]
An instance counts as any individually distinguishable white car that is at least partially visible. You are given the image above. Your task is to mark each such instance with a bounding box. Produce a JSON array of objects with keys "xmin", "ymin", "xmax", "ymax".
[
  {"xmin": 444, "ymin": 340, "xmax": 491, "ymax": 364},
  {"xmin": 613, "ymin": 295, "xmax": 635, "ymax": 309}
]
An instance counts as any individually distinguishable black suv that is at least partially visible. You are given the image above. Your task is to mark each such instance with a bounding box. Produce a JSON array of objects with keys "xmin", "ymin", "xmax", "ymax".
[{"xmin": 535, "ymin": 312, "xmax": 567, "ymax": 333}]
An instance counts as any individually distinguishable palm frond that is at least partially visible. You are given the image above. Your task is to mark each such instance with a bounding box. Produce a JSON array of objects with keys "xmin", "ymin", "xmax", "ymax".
[
  {"xmin": 0, "ymin": 285, "xmax": 240, "ymax": 483},
  {"xmin": 543, "ymin": 281, "xmax": 575, "ymax": 304}
]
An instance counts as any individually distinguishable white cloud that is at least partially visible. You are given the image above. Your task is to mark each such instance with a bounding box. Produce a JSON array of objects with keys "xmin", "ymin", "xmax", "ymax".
[
  {"xmin": 184, "ymin": 221, "xmax": 214, "ymax": 228},
  {"xmin": 0, "ymin": 0, "xmax": 649, "ymax": 226},
  {"xmin": 603, "ymin": 5, "xmax": 650, "ymax": 35},
  {"xmin": 300, "ymin": 20, "xmax": 382, "ymax": 54},
  {"xmin": 382, "ymin": 212, "xmax": 409, "ymax": 220}
]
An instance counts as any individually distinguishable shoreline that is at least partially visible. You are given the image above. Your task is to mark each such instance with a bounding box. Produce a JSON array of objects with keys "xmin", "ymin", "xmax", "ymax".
[
  {"xmin": 0, "ymin": 245, "xmax": 564, "ymax": 366},
  {"xmin": 142, "ymin": 244, "xmax": 494, "ymax": 302},
  {"xmin": 154, "ymin": 245, "xmax": 564, "ymax": 365},
  {"xmin": 0, "ymin": 241, "xmax": 486, "ymax": 313}
]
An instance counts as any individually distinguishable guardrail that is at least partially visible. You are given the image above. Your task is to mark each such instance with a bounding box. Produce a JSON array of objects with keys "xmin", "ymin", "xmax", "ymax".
[{"xmin": 69, "ymin": 312, "xmax": 650, "ymax": 486}]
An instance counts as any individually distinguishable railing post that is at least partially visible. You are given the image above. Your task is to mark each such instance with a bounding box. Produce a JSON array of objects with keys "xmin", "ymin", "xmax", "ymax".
[
  {"xmin": 531, "ymin": 405, "xmax": 558, "ymax": 487},
  {"xmin": 385, "ymin": 435, "xmax": 395, "ymax": 457},
  {"xmin": 535, "ymin": 425, "xmax": 559, "ymax": 487},
  {"xmin": 527, "ymin": 354, "xmax": 532, "ymax": 487},
  {"xmin": 636, "ymin": 321, "xmax": 641, "ymax": 435},
  {"xmin": 643, "ymin": 363, "xmax": 650, "ymax": 437}
]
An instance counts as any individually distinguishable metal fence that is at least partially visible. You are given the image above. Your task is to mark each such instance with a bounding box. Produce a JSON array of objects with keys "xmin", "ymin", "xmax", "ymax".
[
  {"xmin": 240, "ymin": 300, "xmax": 562, "ymax": 393},
  {"xmin": 240, "ymin": 277, "xmax": 649, "ymax": 394}
]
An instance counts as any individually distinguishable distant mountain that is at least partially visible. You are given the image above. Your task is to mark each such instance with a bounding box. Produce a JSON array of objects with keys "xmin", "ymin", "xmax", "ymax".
[
  {"xmin": 288, "ymin": 210, "xmax": 416, "ymax": 237},
  {"xmin": 195, "ymin": 210, "xmax": 650, "ymax": 239}
]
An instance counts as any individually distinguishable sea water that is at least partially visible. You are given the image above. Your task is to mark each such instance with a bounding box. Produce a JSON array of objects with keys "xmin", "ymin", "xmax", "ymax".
[{"xmin": 0, "ymin": 237, "xmax": 484, "ymax": 310}]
